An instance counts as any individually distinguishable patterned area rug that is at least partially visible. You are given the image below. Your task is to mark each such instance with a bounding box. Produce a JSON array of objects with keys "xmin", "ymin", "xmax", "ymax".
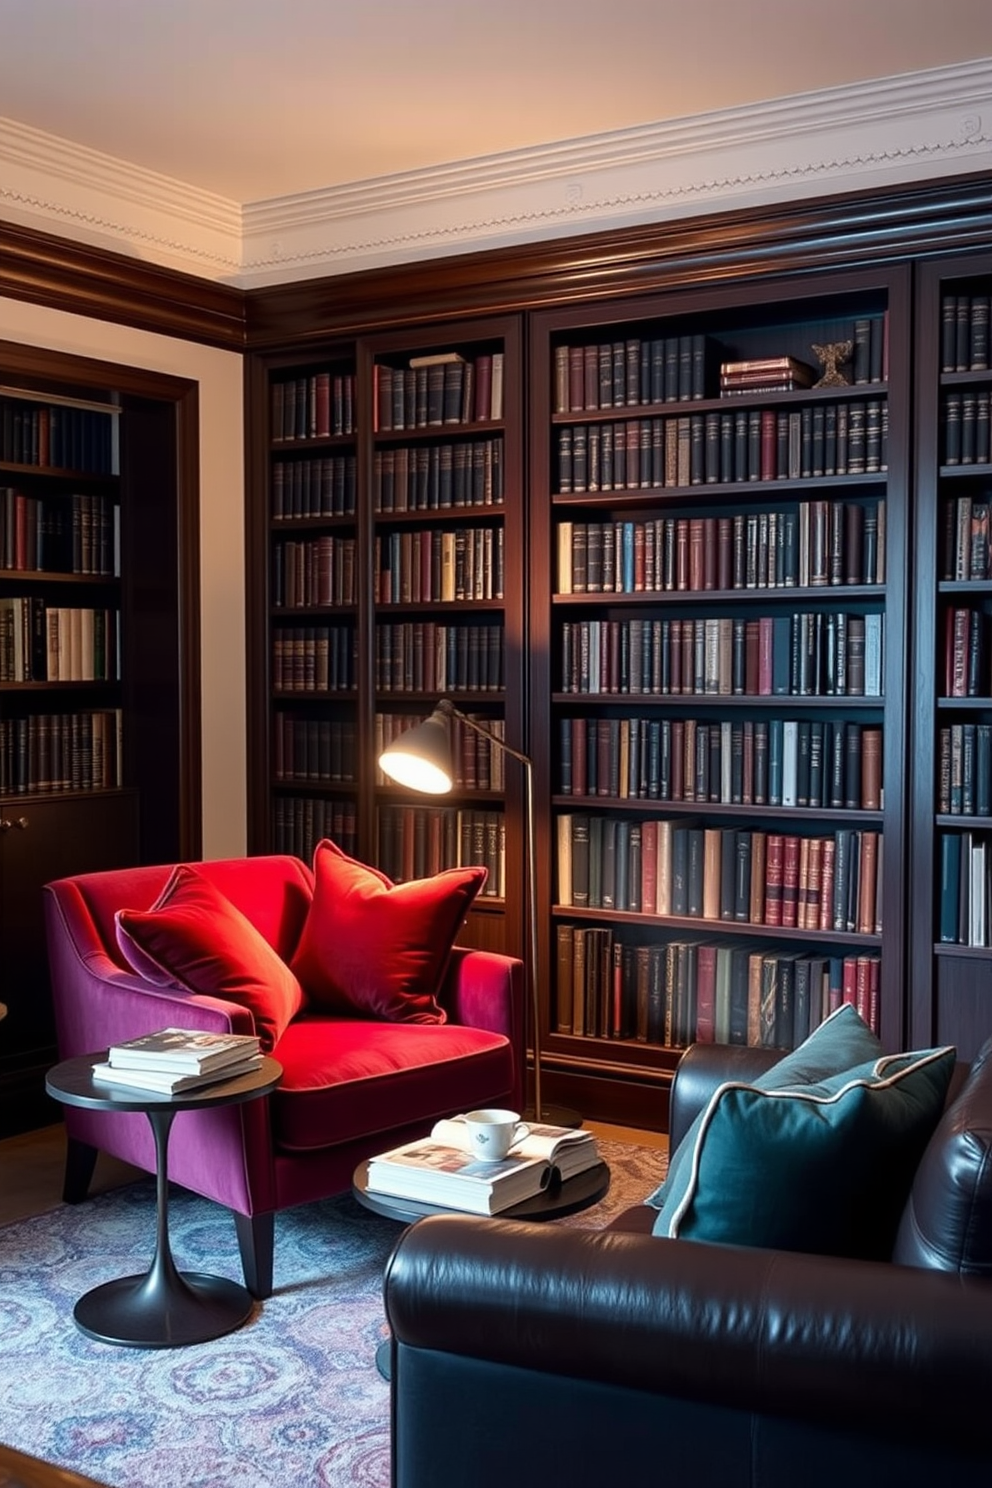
[{"xmin": 0, "ymin": 1139, "xmax": 666, "ymax": 1488}]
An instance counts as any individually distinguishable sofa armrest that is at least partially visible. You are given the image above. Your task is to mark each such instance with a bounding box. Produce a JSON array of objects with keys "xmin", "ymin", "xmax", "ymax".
[
  {"xmin": 44, "ymin": 885, "xmax": 257, "ymax": 1058},
  {"xmin": 440, "ymin": 947, "xmax": 525, "ymax": 1112},
  {"xmin": 384, "ymin": 1213, "xmax": 992, "ymax": 1449},
  {"xmin": 669, "ymin": 1041, "xmax": 780, "ymax": 1149}
]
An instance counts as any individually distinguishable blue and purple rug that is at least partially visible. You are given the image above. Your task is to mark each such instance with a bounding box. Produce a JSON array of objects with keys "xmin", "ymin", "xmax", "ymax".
[{"xmin": 0, "ymin": 1139, "xmax": 665, "ymax": 1488}]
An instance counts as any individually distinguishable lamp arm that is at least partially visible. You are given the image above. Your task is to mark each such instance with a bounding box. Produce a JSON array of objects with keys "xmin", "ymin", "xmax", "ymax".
[
  {"xmin": 437, "ymin": 699, "xmax": 532, "ymax": 770},
  {"xmin": 436, "ymin": 699, "xmax": 542, "ymax": 1120}
]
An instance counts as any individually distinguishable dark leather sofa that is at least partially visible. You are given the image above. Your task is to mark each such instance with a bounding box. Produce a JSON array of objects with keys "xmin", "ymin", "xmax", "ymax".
[{"xmin": 384, "ymin": 1038, "xmax": 992, "ymax": 1488}]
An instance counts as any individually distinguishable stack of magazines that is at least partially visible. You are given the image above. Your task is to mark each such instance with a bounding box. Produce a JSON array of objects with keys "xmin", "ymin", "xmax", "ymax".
[
  {"xmin": 366, "ymin": 1118, "xmax": 601, "ymax": 1214},
  {"xmin": 91, "ymin": 1028, "xmax": 264, "ymax": 1094}
]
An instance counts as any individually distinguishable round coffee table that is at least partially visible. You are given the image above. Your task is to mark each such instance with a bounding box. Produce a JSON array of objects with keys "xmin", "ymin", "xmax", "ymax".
[
  {"xmin": 353, "ymin": 1155, "xmax": 610, "ymax": 1377},
  {"xmin": 45, "ymin": 1052, "xmax": 282, "ymax": 1348}
]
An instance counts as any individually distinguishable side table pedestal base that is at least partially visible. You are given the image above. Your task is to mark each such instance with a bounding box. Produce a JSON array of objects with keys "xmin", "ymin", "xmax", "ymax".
[{"xmin": 73, "ymin": 1270, "xmax": 254, "ymax": 1348}]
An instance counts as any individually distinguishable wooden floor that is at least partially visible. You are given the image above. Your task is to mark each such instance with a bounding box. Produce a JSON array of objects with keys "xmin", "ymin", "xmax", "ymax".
[{"xmin": 0, "ymin": 1119, "xmax": 667, "ymax": 1227}]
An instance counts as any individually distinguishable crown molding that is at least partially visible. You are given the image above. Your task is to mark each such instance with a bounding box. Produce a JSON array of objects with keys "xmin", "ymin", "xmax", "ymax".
[
  {"xmin": 0, "ymin": 114, "xmax": 242, "ymax": 279},
  {"xmin": 240, "ymin": 57, "xmax": 992, "ymax": 285},
  {"xmin": 1, "ymin": 58, "xmax": 990, "ymax": 288}
]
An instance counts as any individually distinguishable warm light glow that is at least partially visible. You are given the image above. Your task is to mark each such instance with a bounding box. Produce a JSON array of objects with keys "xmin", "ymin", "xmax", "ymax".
[{"xmin": 378, "ymin": 747, "xmax": 452, "ymax": 794}]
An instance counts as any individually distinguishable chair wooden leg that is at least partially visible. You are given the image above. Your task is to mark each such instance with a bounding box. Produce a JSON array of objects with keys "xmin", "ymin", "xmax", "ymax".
[
  {"xmin": 63, "ymin": 1138, "xmax": 98, "ymax": 1204},
  {"xmin": 234, "ymin": 1210, "xmax": 274, "ymax": 1299}
]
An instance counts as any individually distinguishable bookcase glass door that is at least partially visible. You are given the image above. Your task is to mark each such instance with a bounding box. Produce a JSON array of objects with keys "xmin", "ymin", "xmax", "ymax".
[
  {"xmin": 912, "ymin": 253, "xmax": 992, "ymax": 1060},
  {"xmin": 529, "ymin": 266, "xmax": 911, "ymax": 1106}
]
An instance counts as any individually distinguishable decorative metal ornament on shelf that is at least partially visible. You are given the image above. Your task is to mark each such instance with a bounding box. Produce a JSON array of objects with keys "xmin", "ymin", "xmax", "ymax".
[{"xmin": 811, "ymin": 340, "xmax": 853, "ymax": 387}]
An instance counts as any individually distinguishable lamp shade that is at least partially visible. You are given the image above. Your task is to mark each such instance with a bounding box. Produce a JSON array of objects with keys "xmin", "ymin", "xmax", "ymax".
[{"xmin": 378, "ymin": 706, "xmax": 454, "ymax": 794}]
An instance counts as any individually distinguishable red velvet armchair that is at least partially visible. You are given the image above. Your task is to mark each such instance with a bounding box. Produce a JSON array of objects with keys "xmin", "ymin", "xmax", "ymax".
[{"xmin": 43, "ymin": 853, "xmax": 524, "ymax": 1299}]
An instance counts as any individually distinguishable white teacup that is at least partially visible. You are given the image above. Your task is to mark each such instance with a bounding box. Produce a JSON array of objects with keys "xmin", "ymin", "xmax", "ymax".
[{"xmin": 463, "ymin": 1108, "xmax": 530, "ymax": 1162}]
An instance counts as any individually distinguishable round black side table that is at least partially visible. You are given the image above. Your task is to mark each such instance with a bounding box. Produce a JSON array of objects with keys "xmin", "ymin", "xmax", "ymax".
[{"xmin": 46, "ymin": 1052, "xmax": 282, "ymax": 1348}]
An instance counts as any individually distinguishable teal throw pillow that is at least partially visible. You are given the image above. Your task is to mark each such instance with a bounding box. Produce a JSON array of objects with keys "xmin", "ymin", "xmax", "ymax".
[
  {"xmin": 651, "ymin": 1044, "xmax": 956, "ymax": 1259},
  {"xmin": 645, "ymin": 1003, "xmax": 883, "ymax": 1211}
]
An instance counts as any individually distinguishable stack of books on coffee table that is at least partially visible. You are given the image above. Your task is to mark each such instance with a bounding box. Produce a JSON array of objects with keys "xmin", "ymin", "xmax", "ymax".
[
  {"xmin": 366, "ymin": 1119, "xmax": 601, "ymax": 1214},
  {"xmin": 91, "ymin": 1028, "xmax": 263, "ymax": 1094}
]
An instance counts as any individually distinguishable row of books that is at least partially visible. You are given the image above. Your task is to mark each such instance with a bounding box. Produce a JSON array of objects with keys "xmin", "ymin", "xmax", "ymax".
[
  {"xmin": 940, "ymin": 293, "xmax": 991, "ymax": 373},
  {"xmin": 555, "ymin": 924, "xmax": 880, "ymax": 1050},
  {"xmin": 271, "ymin": 455, "xmax": 357, "ymax": 520},
  {"xmin": 376, "ymin": 805, "xmax": 505, "ymax": 897},
  {"xmin": 272, "ymin": 795, "xmax": 358, "ymax": 863},
  {"xmin": 0, "ymin": 398, "xmax": 119, "ymax": 475},
  {"xmin": 0, "ymin": 709, "xmax": 123, "ymax": 794},
  {"xmin": 273, "ymin": 714, "xmax": 356, "ymax": 785},
  {"xmin": 374, "ymin": 526, "xmax": 504, "ymax": 605},
  {"xmin": 943, "ymin": 390, "xmax": 992, "ymax": 466},
  {"xmin": 943, "ymin": 608, "xmax": 992, "ymax": 699},
  {"xmin": 271, "ymin": 625, "xmax": 356, "ymax": 693},
  {"xmin": 271, "ymin": 537, "xmax": 357, "ymax": 609},
  {"xmin": 271, "ymin": 372, "xmax": 356, "ymax": 442},
  {"xmin": 555, "ymin": 400, "xmax": 887, "ymax": 494},
  {"xmin": 554, "ymin": 334, "xmax": 714, "ymax": 414},
  {"xmin": 0, "ymin": 488, "xmax": 119, "ymax": 576},
  {"xmin": 376, "ymin": 710, "xmax": 505, "ymax": 791},
  {"xmin": 556, "ymin": 814, "xmax": 883, "ymax": 935},
  {"xmin": 92, "ymin": 1029, "xmax": 264, "ymax": 1095},
  {"xmin": 559, "ymin": 613, "xmax": 884, "ymax": 699},
  {"xmin": 558, "ymin": 715, "xmax": 882, "ymax": 812},
  {"xmin": 367, "ymin": 1119, "xmax": 600, "ymax": 1216},
  {"xmin": 373, "ymin": 438, "xmax": 504, "ymax": 512},
  {"xmin": 374, "ymin": 352, "xmax": 504, "ymax": 432},
  {"xmin": 941, "ymin": 496, "xmax": 992, "ymax": 582},
  {"xmin": 939, "ymin": 830, "xmax": 992, "ymax": 947},
  {"xmin": 556, "ymin": 501, "xmax": 885, "ymax": 596},
  {"xmin": 938, "ymin": 723, "xmax": 992, "ymax": 817},
  {"xmin": 0, "ymin": 600, "xmax": 121, "ymax": 683},
  {"xmin": 374, "ymin": 621, "xmax": 504, "ymax": 695}
]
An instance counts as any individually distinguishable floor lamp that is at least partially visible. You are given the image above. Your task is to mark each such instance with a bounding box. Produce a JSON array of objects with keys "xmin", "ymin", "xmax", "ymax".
[{"xmin": 378, "ymin": 698, "xmax": 580, "ymax": 1127}]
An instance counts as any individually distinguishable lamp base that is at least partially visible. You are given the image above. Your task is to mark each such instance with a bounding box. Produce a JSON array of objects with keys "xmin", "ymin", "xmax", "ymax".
[{"xmin": 526, "ymin": 1102, "xmax": 583, "ymax": 1130}]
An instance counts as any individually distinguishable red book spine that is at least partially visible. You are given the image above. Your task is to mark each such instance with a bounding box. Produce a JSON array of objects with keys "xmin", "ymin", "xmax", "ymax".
[
  {"xmin": 842, "ymin": 955, "xmax": 858, "ymax": 1009},
  {"xmin": 764, "ymin": 833, "xmax": 785, "ymax": 925},
  {"xmin": 819, "ymin": 837, "xmax": 836, "ymax": 930},
  {"xmin": 781, "ymin": 834, "xmax": 800, "ymax": 928},
  {"xmin": 695, "ymin": 943, "xmax": 718, "ymax": 1043}
]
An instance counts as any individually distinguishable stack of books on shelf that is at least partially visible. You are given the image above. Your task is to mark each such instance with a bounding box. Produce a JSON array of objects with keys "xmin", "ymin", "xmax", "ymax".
[
  {"xmin": 365, "ymin": 1118, "xmax": 600, "ymax": 1215},
  {"xmin": 91, "ymin": 1029, "xmax": 264, "ymax": 1094},
  {"xmin": 719, "ymin": 357, "xmax": 818, "ymax": 396}
]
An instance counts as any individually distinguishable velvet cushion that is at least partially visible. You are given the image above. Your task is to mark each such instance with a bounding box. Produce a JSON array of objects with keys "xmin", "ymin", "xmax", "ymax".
[
  {"xmin": 653, "ymin": 1044, "xmax": 956, "ymax": 1258},
  {"xmin": 646, "ymin": 1003, "xmax": 884, "ymax": 1210},
  {"xmin": 115, "ymin": 864, "xmax": 305, "ymax": 1051},
  {"xmin": 271, "ymin": 1015, "xmax": 514, "ymax": 1150},
  {"xmin": 290, "ymin": 839, "xmax": 486, "ymax": 1023}
]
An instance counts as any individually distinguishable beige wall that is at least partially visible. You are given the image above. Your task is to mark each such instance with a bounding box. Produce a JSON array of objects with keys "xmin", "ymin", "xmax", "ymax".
[{"xmin": 0, "ymin": 296, "xmax": 246, "ymax": 859}]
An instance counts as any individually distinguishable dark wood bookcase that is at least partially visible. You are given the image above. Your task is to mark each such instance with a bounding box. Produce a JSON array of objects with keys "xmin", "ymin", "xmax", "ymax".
[
  {"xmin": 238, "ymin": 177, "xmax": 992, "ymax": 1127},
  {"xmin": 529, "ymin": 267, "xmax": 911, "ymax": 1116},
  {"xmin": 246, "ymin": 315, "xmax": 525, "ymax": 959},
  {"xmin": 911, "ymin": 251, "xmax": 992, "ymax": 1059},
  {"xmin": 0, "ymin": 343, "xmax": 200, "ymax": 1134}
]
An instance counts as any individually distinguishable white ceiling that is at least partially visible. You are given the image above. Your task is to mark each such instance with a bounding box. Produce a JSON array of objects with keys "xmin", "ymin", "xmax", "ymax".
[{"xmin": 1, "ymin": 0, "xmax": 991, "ymax": 205}]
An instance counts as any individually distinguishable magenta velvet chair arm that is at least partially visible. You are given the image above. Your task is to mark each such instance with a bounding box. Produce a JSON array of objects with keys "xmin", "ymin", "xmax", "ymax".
[
  {"xmin": 441, "ymin": 947, "xmax": 525, "ymax": 1113},
  {"xmin": 44, "ymin": 880, "xmax": 257, "ymax": 1058}
]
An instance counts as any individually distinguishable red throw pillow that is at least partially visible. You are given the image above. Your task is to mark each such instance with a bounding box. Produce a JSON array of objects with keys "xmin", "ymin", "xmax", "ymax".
[
  {"xmin": 290, "ymin": 839, "xmax": 487, "ymax": 1023},
  {"xmin": 115, "ymin": 864, "xmax": 305, "ymax": 1051}
]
